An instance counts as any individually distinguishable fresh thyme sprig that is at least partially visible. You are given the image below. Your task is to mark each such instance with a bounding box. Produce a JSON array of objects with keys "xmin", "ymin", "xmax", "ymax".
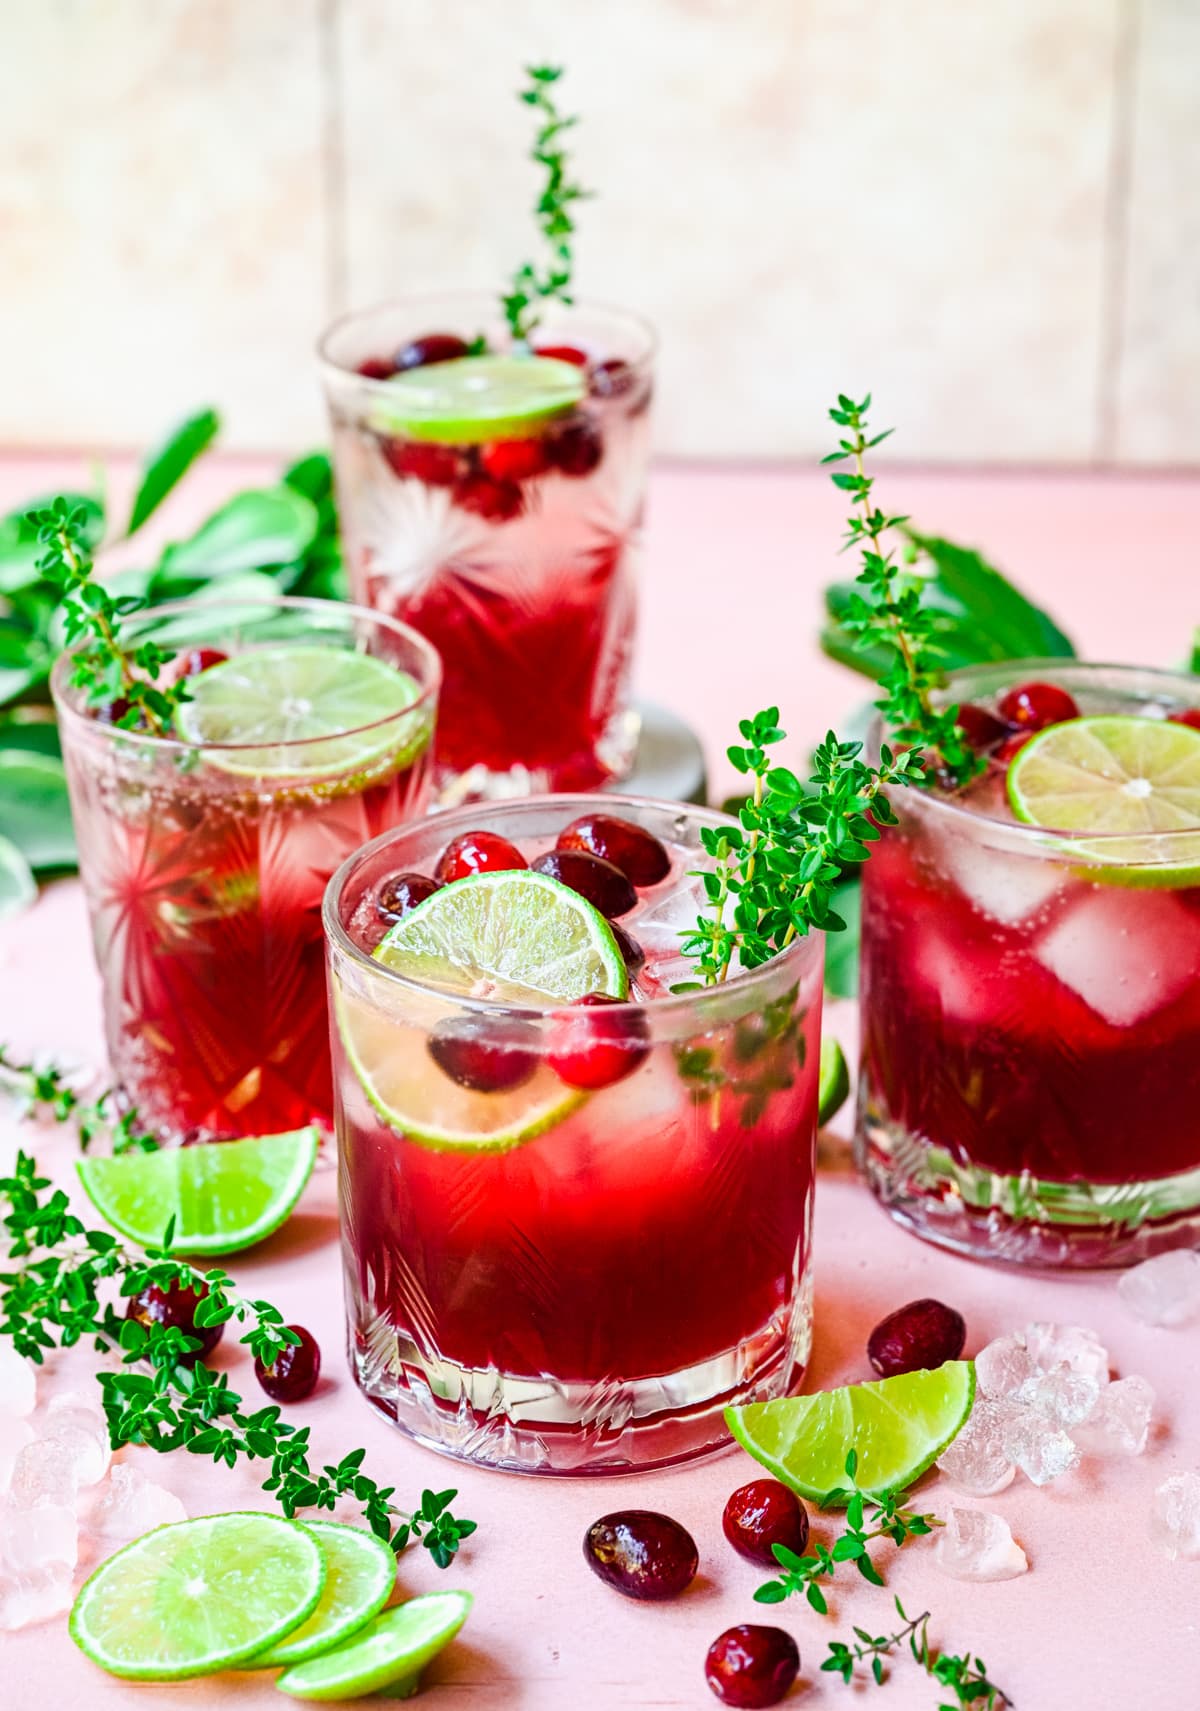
[
  {"xmin": 823, "ymin": 395, "xmax": 980, "ymax": 786},
  {"xmin": 502, "ymin": 65, "xmax": 591, "ymax": 342},
  {"xmin": 0, "ymin": 1152, "xmax": 476, "ymax": 1566},
  {"xmin": 0, "ymin": 1048, "xmax": 158, "ymax": 1154},
  {"xmin": 30, "ymin": 497, "xmax": 188, "ymax": 736},
  {"xmin": 823, "ymin": 1596, "xmax": 1013, "ymax": 1709},
  {"xmin": 753, "ymin": 1450, "xmax": 939, "ymax": 1614}
]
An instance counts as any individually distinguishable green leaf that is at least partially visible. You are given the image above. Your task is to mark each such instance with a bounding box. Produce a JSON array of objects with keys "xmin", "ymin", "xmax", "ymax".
[
  {"xmin": 0, "ymin": 752, "xmax": 75, "ymax": 870},
  {"xmin": 0, "ymin": 715, "xmax": 60, "ymax": 758},
  {"xmin": 0, "ymin": 831, "xmax": 35, "ymax": 917},
  {"xmin": 0, "ymin": 492, "xmax": 104, "ymax": 594},
  {"xmin": 152, "ymin": 486, "xmax": 319, "ymax": 587},
  {"xmin": 126, "ymin": 408, "xmax": 220, "ymax": 536},
  {"xmin": 822, "ymin": 878, "xmax": 860, "ymax": 997},
  {"xmin": 1190, "ymin": 628, "xmax": 1199, "ymax": 675}
]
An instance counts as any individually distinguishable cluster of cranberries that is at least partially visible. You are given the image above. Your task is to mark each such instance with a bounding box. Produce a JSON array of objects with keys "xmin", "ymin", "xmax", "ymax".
[
  {"xmin": 372, "ymin": 813, "xmax": 671, "ymax": 1096},
  {"xmin": 124, "ymin": 1282, "xmax": 321, "ymax": 1404},
  {"xmin": 357, "ymin": 332, "xmax": 641, "ymax": 523},
  {"xmin": 959, "ymin": 678, "xmax": 1200, "ymax": 768}
]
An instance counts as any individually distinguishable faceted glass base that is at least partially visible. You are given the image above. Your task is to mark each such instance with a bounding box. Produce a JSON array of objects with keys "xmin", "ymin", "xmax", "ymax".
[{"xmin": 857, "ymin": 1074, "xmax": 1200, "ymax": 1270}]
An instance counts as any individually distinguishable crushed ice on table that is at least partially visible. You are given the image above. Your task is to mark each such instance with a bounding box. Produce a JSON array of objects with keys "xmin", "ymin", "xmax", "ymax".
[
  {"xmin": 974, "ymin": 1334, "xmax": 1033, "ymax": 1401},
  {"xmin": 1070, "ymin": 1375, "xmax": 1155, "ymax": 1457},
  {"xmin": 91, "ymin": 1464, "xmax": 187, "ymax": 1545},
  {"xmin": 936, "ymin": 1399, "xmax": 1017, "ymax": 1497},
  {"xmin": 1016, "ymin": 1370, "xmax": 1102, "ymax": 1429},
  {"xmin": 1021, "ymin": 1322, "xmax": 1110, "ymax": 1388},
  {"xmin": 934, "ymin": 1506, "xmax": 1028, "ymax": 1582},
  {"xmin": 0, "ymin": 1417, "xmax": 35, "ymax": 1496},
  {"xmin": 0, "ymin": 1346, "xmax": 37, "ymax": 1418},
  {"xmin": 8, "ymin": 1437, "xmax": 79, "ymax": 1510},
  {"xmin": 0, "ymin": 1565, "xmax": 73, "ymax": 1632},
  {"xmin": 0, "ymin": 1501, "xmax": 77, "ymax": 1574},
  {"xmin": 43, "ymin": 1392, "xmax": 111, "ymax": 1487},
  {"xmin": 1118, "ymin": 1250, "xmax": 1200, "ymax": 1328},
  {"xmin": 1150, "ymin": 1472, "xmax": 1200, "ymax": 1561},
  {"xmin": 1002, "ymin": 1409, "xmax": 1080, "ymax": 1486}
]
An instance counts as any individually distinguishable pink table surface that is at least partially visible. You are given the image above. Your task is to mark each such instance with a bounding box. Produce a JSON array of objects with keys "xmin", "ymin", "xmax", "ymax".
[{"xmin": 2, "ymin": 455, "xmax": 1199, "ymax": 1708}]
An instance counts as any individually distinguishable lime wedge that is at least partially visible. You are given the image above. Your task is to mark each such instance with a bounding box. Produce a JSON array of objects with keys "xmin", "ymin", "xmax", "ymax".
[
  {"xmin": 70, "ymin": 1512, "xmax": 324, "ymax": 1680},
  {"xmin": 1008, "ymin": 714, "xmax": 1200, "ymax": 887},
  {"xmin": 727, "ymin": 1362, "xmax": 975, "ymax": 1502},
  {"xmin": 817, "ymin": 1038, "xmax": 850, "ymax": 1126},
  {"xmin": 248, "ymin": 1523, "xmax": 396, "ymax": 1669},
  {"xmin": 174, "ymin": 644, "xmax": 430, "ymax": 780},
  {"xmin": 369, "ymin": 354, "xmax": 584, "ymax": 445},
  {"xmin": 276, "ymin": 1591, "xmax": 472, "ymax": 1702},
  {"xmin": 77, "ymin": 1129, "xmax": 318, "ymax": 1254}
]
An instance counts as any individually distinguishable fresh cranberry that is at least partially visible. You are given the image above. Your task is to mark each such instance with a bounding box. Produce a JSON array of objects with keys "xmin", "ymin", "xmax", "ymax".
[
  {"xmin": 94, "ymin": 697, "xmax": 134, "ymax": 726},
  {"xmin": 125, "ymin": 1280, "xmax": 223, "ymax": 1363},
  {"xmin": 255, "ymin": 1325, "xmax": 321, "ymax": 1403},
  {"xmin": 550, "ymin": 417, "xmax": 604, "ymax": 477},
  {"xmin": 610, "ymin": 921, "xmax": 645, "ymax": 976},
  {"xmin": 455, "ymin": 472, "xmax": 524, "ymax": 521},
  {"xmin": 428, "ymin": 1016, "xmax": 540, "ymax": 1093},
  {"xmin": 583, "ymin": 1511, "xmax": 698, "ymax": 1601},
  {"xmin": 994, "ymin": 730, "xmax": 1033, "ymax": 765},
  {"xmin": 480, "ymin": 437, "xmax": 551, "ymax": 483},
  {"xmin": 997, "ymin": 681, "xmax": 1080, "ymax": 731},
  {"xmin": 534, "ymin": 343, "xmax": 589, "ymax": 367},
  {"xmin": 955, "ymin": 703, "xmax": 1009, "ymax": 751},
  {"xmin": 394, "ymin": 332, "xmax": 471, "ymax": 371},
  {"xmin": 721, "ymin": 1480, "xmax": 809, "ymax": 1567},
  {"xmin": 375, "ymin": 871, "xmax": 440, "ymax": 924},
  {"xmin": 557, "ymin": 814, "xmax": 671, "ymax": 887},
  {"xmin": 382, "ymin": 438, "xmax": 464, "ymax": 487},
  {"xmin": 589, "ymin": 358, "xmax": 636, "ymax": 398},
  {"xmin": 435, "ymin": 832, "xmax": 527, "ymax": 883},
  {"xmin": 705, "ymin": 1626, "xmax": 800, "ymax": 1708},
  {"xmin": 357, "ymin": 357, "xmax": 395, "ymax": 380},
  {"xmin": 176, "ymin": 647, "xmax": 228, "ymax": 680},
  {"xmin": 1169, "ymin": 708, "xmax": 1200, "ymax": 732},
  {"xmin": 532, "ymin": 849, "xmax": 637, "ymax": 918},
  {"xmin": 548, "ymin": 993, "xmax": 650, "ymax": 1090},
  {"xmin": 867, "ymin": 1297, "xmax": 966, "ymax": 1378}
]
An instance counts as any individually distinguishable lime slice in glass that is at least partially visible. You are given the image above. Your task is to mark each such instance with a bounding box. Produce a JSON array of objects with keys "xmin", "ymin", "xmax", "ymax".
[
  {"xmin": 247, "ymin": 1523, "xmax": 396, "ymax": 1669},
  {"xmin": 727, "ymin": 1362, "xmax": 975, "ymax": 1502},
  {"xmin": 817, "ymin": 1038, "xmax": 850, "ymax": 1126},
  {"xmin": 275, "ymin": 1591, "xmax": 472, "ymax": 1702},
  {"xmin": 1008, "ymin": 714, "xmax": 1200, "ymax": 887},
  {"xmin": 174, "ymin": 645, "xmax": 429, "ymax": 780},
  {"xmin": 338, "ymin": 870, "xmax": 626, "ymax": 1153},
  {"xmin": 76, "ymin": 1128, "xmax": 318, "ymax": 1255},
  {"xmin": 69, "ymin": 1512, "xmax": 324, "ymax": 1680},
  {"xmin": 368, "ymin": 355, "xmax": 585, "ymax": 445}
]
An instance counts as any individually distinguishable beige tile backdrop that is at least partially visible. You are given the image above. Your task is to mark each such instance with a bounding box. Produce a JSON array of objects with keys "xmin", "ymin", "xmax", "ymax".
[{"xmin": 0, "ymin": 0, "xmax": 1194, "ymax": 464}]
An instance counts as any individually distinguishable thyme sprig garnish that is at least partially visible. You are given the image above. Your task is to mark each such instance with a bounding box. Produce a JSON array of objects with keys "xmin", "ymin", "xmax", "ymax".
[
  {"xmin": 0, "ymin": 1152, "xmax": 476, "ymax": 1566},
  {"xmin": 0, "ymin": 1048, "xmax": 158, "ymax": 1154},
  {"xmin": 502, "ymin": 65, "xmax": 591, "ymax": 342},
  {"xmin": 30, "ymin": 497, "xmax": 188, "ymax": 736},
  {"xmin": 753, "ymin": 1450, "xmax": 939, "ymax": 1614},
  {"xmin": 823, "ymin": 1596, "xmax": 1013, "ymax": 1709}
]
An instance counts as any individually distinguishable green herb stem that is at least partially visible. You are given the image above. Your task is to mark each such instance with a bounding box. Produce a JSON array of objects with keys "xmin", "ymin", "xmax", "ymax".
[{"xmin": 502, "ymin": 65, "xmax": 591, "ymax": 342}]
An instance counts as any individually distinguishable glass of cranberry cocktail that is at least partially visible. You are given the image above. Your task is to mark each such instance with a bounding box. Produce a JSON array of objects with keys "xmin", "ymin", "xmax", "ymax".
[
  {"xmin": 53, "ymin": 595, "xmax": 439, "ymax": 1144},
  {"xmin": 319, "ymin": 293, "xmax": 654, "ymax": 801},
  {"xmin": 324, "ymin": 795, "xmax": 823, "ymax": 1474},
  {"xmin": 858, "ymin": 661, "xmax": 1200, "ymax": 1267}
]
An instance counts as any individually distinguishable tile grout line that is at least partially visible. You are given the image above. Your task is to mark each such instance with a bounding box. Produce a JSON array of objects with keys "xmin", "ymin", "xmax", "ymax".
[
  {"xmin": 1093, "ymin": 0, "xmax": 1142, "ymax": 465},
  {"xmin": 318, "ymin": 0, "xmax": 348, "ymax": 321}
]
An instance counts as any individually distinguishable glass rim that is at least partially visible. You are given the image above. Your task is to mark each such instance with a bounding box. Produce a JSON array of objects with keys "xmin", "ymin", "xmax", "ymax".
[
  {"xmin": 316, "ymin": 288, "xmax": 659, "ymax": 384},
  {"xmin": 871, "ymin": 657, "xmax": 1200, "ymax": 848},
  {"xmin": 50, "ymin": 592, "xmax": 442, "ymax": 758},
  {"xmin": 322, "ymin": 790, "xmax": 822, "ymax": 1021}
]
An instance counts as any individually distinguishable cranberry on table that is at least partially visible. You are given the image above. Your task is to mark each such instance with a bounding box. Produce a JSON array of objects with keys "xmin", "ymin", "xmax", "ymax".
[
  {"xmin": 436, "ymin": 831, "xmax": 527, "ymax": 883},
  {"xmin": 357, "ymin": 356, "xmax": 395, "ymax": 380},
  {"xmin": 394, "ymin": 332, "xmax": 472, "ymax": 371},
  {"xmin": 533, "ymin": 342, "xmax": 589, "ymax": 367},
  {"xmin": 550, "ymin": 417, "xmax": 604, "ymax": 477},
  {"xmin": 382, "ymin": 438, "xmax": 464, "ymax": 488},
  {"xmin": 1169, "ymin": 708, "xmax": 1200, "ymax": 732},
  {"xmin": 955, "ymin": 702, "xmax": 1009, "ymax": 751},
  {"xmin": 455, "ymin": 472, "xmax": 524, "ymax": 521},
  {"xmin": 548, "ymin": 993, "xmax": 650, "ymax": 1091},
  {"xmin": 125, "ymin": 1280, "xmax": 223, "ymax": 1363},
  {"xmin": 705, "ymin": 1625, "xmax": 800, "ymax": 1708},
  {"xmin": 255, "ymin": 1325, "xmax": 321, "ymax": 1403},
  {"xmin": 583, "ymin": 1510, "xmax": 698, "ymax": 1601},
  {"xmin": 532, "ymin": 849, "xmax": 637, "ymax": 919},
  {"xmin": 480, "ymin": 437, "xmax": 551, "ymax": 483},
  {"xmin": 557, "ymin": 814, "xmax": 671, "ymax": 887},
  {"xmin": 722, "ymin": 1479, "xmax": 809, "ymax": 1566},
  {"xmin": 375, "ymin": 871, "xmax": 440, "ymax": 924},
  {"xmin": 610, "ymin": 920, "xmax": 646, "ymax": 976},
  {"xmin": 428, "ymin": 1015, "xmax": 540, "ymax": 1094},
  {"xmin": 867, "ymin": 1297, "xmax": 966, "ymax": 1378},
  {"xmin": 997, "ymin": 680, "xmax": 1080, "ymax": 731}
]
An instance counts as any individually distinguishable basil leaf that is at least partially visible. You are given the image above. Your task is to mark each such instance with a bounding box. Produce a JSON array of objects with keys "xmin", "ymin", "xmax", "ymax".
[
  {"xmin": 127, "ymin": 408, "xmax": 220, "ymax": 537},
  {"xmin": 152, "ymin": 486, "xmax": 319, "ymax": 589}
]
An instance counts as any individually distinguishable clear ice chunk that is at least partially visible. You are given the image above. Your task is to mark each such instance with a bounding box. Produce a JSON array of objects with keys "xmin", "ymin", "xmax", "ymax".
[
  {"xmin": 0, "ymin": 1501, "xmax": 78, "ymax": 1573},
  {"xmin": 933, "ymin": 1506, "xmax": 1029, "ymax": 1582},
  {"xmin": 1034, "ymin": 890, "xmax": 1200, "ymax": 1028},
  {"xmin": 44, "ymin": 1392, "xmax": 111, "ymax": 1487},
  {"xmin": 91, "ymin": 1463, "xmax": 187, "ymax": 1545},
  {"xmin": 8, "ymin": 1438, "xmax": 79, "ymax": 1510},
  {"xmin": 975, "ymin": 1334, "xmax": 1033, "ymax": 1399},
  {"xmin": 0, "ymin": 1346, "xmax": 36, "ymax": 1418},
  {"xmin": 1071, "ymin": 1375, "xmax": 1154, "ymax": 1457},
  {"xmin": 0, "ymin": 1417, "xmax": 35, "ymax": 1497},
  {"xmin": 1017, "ymin": 1370, "xmax": 1102, "ymax": 1429},
  {"xmin": 938, "ymin": 832, "xmax": 1065, "ymax": 927},
  {"xmin": 1150, "ymin": 1472, "xmax": 1200, "ymax": 1561},
  {"xmin": 1002, "ymin": 1408, "xmax": 1080, "ymax": 1485},
  {"xmin": 1021, "ymin": 1322, "xmax": 1110, "ymax": 1387},
  {"xmin": 936, "ymin": 1399, "xmax": 1017, "ymax": 1496},
  {"xmin": 1118, "ymin": 1251, "xmax": 1200, "ymax": 1328},
  {"xmin": 0, "ymin": 1564, "xmax": 73, "ymax": 1631}
]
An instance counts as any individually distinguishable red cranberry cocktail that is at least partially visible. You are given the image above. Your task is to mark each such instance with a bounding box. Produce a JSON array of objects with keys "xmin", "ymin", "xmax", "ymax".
[
  {"xmin": 858, "ymin": 661, "xmax": 1200, "ymax": 1267},
  {"xmin": 53, "ymin": 597, "xmax": 439, "ymax": 1143},
  {"xmin": 320, "ymin": 295, "xmax": 653, "ymax": 800},
  {"xmin": 325, "ymin": 796, "xmax": 823, "ymax": 1474}
]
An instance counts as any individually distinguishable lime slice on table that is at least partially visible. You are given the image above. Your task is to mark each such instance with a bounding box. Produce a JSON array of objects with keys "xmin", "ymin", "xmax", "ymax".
[
  {"xmin": 276, "ymin": 1591, "xmax": 472, "ymax": 1702},
  {"xmin": 339, "ymin": 870, "xmax": 627, "ymax": 1153},
  {"xmin": 369, "ymin": 354, "xmax": 585, "ymax": 445},
  {"xmin": 817, "ymin": 1038, "xmax": 850, "ymax": 1126},
  {"xmin": 70, "ymin": 1512, "xmax": 324, "ymax": 1680},
  {"xmin": 174, "ymin": 644, "xmax": 429, "ymax": 780},
  {"xmin": 1007, "ymin": 714, "xmax": 1200, "ymax": 888},
  {"xmin": 77, "ymin": 1129, "xmax": 318, "ymax": 1254},
  {"xmin": 727, "ymin": 1362, "xmax": 975, "ymax": 1503},
  {"xmin": 247, "ymin": 1522, "xmax": 396, "ymax": 1669}
]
